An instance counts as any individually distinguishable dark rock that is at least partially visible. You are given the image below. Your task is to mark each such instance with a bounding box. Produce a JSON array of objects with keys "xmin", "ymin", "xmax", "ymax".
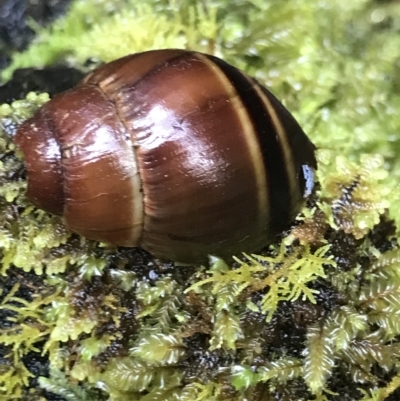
[{"xmin": 0, "ymin": 65, "xmax": 85, "ymax": 103}]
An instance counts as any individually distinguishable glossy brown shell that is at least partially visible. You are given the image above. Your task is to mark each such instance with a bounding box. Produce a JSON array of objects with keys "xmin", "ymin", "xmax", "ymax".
[{"xmin": 15, "ymin": 49, "xmax": 317, "ymax": 263}]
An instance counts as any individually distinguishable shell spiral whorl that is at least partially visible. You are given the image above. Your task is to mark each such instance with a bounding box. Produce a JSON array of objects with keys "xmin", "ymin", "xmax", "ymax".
[{"xmin": 15, "ymin": 49, "xmax": 317, "ymax": 263}]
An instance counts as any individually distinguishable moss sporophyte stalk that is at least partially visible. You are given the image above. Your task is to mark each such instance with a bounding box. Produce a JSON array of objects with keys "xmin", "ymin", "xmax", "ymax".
[{"xmin": 2, "ymin": 0, "xmax": 400, "ymax": 400}]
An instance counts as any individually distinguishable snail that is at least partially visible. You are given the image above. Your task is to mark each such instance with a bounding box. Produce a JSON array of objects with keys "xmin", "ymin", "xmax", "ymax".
[{"xmin": 15, "ymin": 49, "xmax": 317, "ymax": 263}]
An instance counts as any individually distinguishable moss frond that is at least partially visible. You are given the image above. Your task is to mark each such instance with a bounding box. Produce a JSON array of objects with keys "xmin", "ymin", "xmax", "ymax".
[
  {"xmin": 0, "ymin": 360, "xmax": 33, "ymax": 398},
  {"xmin": 136, "ymin": 277, "xmax": 188, "ymax": 330},
  {"xmin": 191, "ymin": 382, "xmax": 221, "ymax": 401},
  {"xmin": 0, "ymin": 286, "xmax": 61, "ymax": 398},
  {"xmin": 367, "ymin": 312, "xmax": 400, "ymax": 340},
  {"xmin": 230, "ymin": 365, "xmax": 260, "ymax": 391},
  {"xmin": 368, "ymin": 248, "xmax": 400, "ymax": 280},
  {"xmin": 341, "ymin": 333, "xmax": 400, "ymax": 372},
  {"xmin": 0, "ymin": 290, "xmax": 61, "ymax": 346},
  {"xmin": 258, "ymin": 357, "xmax": 303, "ymax": 383},
  {"xmin": 304, "ymin": 321, "xmax": 336, "ymax": 395},
  {"xmin": 101, "ymin": 357, "xmax": 171, "ymax": 392},
  {"xmin": 357, "ymin": 373, "xmax": 400, "ymax": 401},
  {"xmin": 78, "ymin": 336, "xmax": 113, "ymax": 362},
  {"xmin": 100, "ymin": 357, "xmax": 189, "ymax": 401},
  {"xmin": 186, "ymin": 257, "xmax": 263, "ymax": 295},
  {"xmin": 188, "ymin": 244, "xmax": 333, "ymax": 323},
  {"xmin": 210, "ymin": 309, "xmax": 243, "ymax": 351},
  {"xmin": 358, "ymin": 388, "xmax": 382, "ymax": 401},
  {"xmin": 303, "ymin": 244, "xmax": 400, "ymax": 395},
  {"xmin": 357, "ymin": 248, "xmax": 400, "ymax": 340},
  {"xmin": 255, "ymin": 245, "xmax": 333, "ymax": 320},
  {"xmin": 109, "ymin": 268, "xmax": 137, "ymax": 292},
  {"xmin": 318, "ymin": 152, "xmax": 390, "ymax": 239},
  {"xmin": 130, "ymin": 333, "xmax": 185, "ymax": 365},
  {"xmin": 38, "ymin": 368, "xmax": 99, "ymax": 401},
  {"xmin": 359, "ymin": 278, "xmax": 400, "ymax": 314},
  {"xmin": 48, "ymin": 299, "xmax": 103, "ymax": 343},
  {"xmin": 329, "ymin": 306, "xmax": 368, "ymax": 351}
]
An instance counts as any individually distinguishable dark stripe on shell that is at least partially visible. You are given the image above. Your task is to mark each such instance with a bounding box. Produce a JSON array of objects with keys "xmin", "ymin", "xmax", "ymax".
[{"xmin": 205, "ymin": 54, "xmax": 293, "ymax": 232}]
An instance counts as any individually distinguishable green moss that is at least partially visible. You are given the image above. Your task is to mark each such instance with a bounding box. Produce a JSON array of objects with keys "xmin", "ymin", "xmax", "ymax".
[
  {"xmin": 187, "ymin": 244, "xmax": 333, "ymax": 324},
  {"xmin": 0, "ymin": 283, "xmax": 61, "ymax": 398},
  {"xmin": 39, "ymin": 368, "xmax": 101, "ymax": 401},
  {"xmin": 0, "ymin": 0, "xmax": 220, "ymax": 82},
  {"xmin": 2, "ymin": 0, "xmax": 400, "ymax": 400}
]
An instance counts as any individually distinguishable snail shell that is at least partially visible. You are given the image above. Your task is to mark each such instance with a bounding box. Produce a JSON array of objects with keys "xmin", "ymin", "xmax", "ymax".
[{"xmin": 15, "ymin": 49, "xmax": 317, "ymax": 263}]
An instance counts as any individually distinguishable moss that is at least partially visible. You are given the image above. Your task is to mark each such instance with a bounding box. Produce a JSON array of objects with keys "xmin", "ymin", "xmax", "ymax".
[
  {"xmin": 2, "ymin": 0, "xmax": 400, "ymax": 400},
  {"xmin": 0, "ymin": 0, "xmax": 219, "ymax": 82}
]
